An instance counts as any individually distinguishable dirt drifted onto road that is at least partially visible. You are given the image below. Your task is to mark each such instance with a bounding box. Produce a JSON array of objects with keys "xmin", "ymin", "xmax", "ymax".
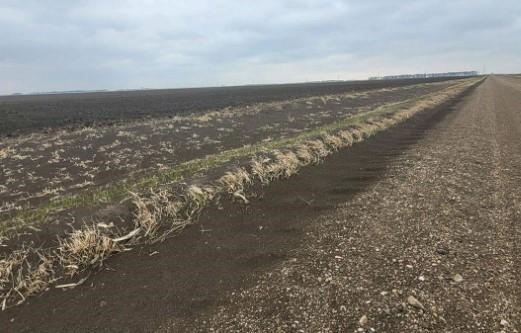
[
  {"xmin": 171, "ymin": 76, "xmax": 521, "ymax": 332},
  {"xmin": 4, "ymin": 76, "xmax": 521, "ymax": 332}
]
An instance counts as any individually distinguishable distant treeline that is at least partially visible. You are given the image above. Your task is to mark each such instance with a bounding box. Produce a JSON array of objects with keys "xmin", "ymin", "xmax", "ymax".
[{"xmin": 369, "ymin": 71, "xmax": 478, "ymax": 80}]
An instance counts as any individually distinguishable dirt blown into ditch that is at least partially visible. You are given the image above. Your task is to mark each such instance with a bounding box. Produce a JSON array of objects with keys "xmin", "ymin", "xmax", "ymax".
[
  {"xmin": 1, "ymin": 79, "xmax": 484, "ymax": 332},
  {"xmin": 0, "ymin": 79, "xmax": 481, "ymax": 312}
]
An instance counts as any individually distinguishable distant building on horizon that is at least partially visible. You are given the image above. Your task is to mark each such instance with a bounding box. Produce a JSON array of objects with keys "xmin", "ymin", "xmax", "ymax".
[{"xmin": 369, "ymin": 71, "xmax": 478, "ymax": 80}]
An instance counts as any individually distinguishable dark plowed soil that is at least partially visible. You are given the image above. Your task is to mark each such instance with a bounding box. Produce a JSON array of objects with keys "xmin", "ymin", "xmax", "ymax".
[
  {"xmin": 0, "ymin": 77, "xmax": 464, "ymax": 137},
  {"xmin": 1, "ymin": 80, "xmax": 480, "ymax": 332},
  {"xmin": 0, "ymin": 79, "xmax": 455, "ymax": 219}
]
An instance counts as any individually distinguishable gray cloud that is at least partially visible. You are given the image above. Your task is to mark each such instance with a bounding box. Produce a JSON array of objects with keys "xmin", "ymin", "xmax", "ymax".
[{"xmin": 1, "ymin": 0, "xmax": 520, "ymax": 94}]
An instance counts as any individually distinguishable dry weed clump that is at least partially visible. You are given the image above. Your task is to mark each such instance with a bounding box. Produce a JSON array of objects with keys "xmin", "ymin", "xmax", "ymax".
[
  {"xmin": 149, "ymin": 190, "xmax": 185, "ymax": 220},
  {"xmin": 0, "ymin": 251, "xmax": 26, "ymax": 285},
  {"xmin": 349, "ymin": 127, "xmax": 365, "ymax": 142},
  {"xmin": 295, "ymin": 144, "xmax": 316, "ymax": 166},
  {"xmin": 250, "ymin": 157, "xmax": 273, "ymax": 184},
  {"xmin": 126, "ymin": 184, "xmax": 217, "ymax": 243},
  {"xmin": 182, "ymin": 185, "xmax": 216, "ymax": 220},
  {"xmin": 57, "ymin": 226, "xmax": 123, "ymax": 276},
  {"xmin": 250, "ymin": 151, "xmax": 301, "ymax": 185},
  {"xmin": 337, "ymin": 130, "xmax": 354, "ymax": 146},
  {"xmin": 304, "ymin": 140, "xmax": 330, "ymax": 160},
  {"xmin": 217, "ymin": 168, "xmax": 253, "ymax": 203},
  {"xmin": 18, "ymin": 255, "xmax": 54, "ymax": 302},
  {"xmin": 131, "ymin": 193, "xmax": 160, "ymax": 239},
  {"xmin": 0, "ymin": 250, "xmax": 55, "ymax": 309},
  {"xmin": 375, "ymin": 117, "xmax": 396, "ymax": 129},
  {"xmin": 268, "ymin": 151, "xmax": 301, "ymax": 179},
  {"xmin": 217, "ymin": 168, "xmax": 253, "ymax": 194},
  {"xmin": 0, "ymin": 147, "xmax": 13, "ymax": 159},
  {"xmin": 129, "ymin": 188, "xmax": 189, "ymax": 241},
  {"xmin": 0, "ymin": 250, "xmax": 28, "ymax": 308},
  {"xmin": 321, "ymin": 133, "xmax": 344, "ymax": 150},
  {"xmin": 249, "ymin": 128, "xmax": 375, "ymax": 187}
]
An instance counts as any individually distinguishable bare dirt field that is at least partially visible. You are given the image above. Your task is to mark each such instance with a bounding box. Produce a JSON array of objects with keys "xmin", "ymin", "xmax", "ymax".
[
  {"xmin": 5, "ymin": 76, "xmax": 515, "ymax": 332},
  {"xmin": 0, "ymin": 78, "xmax": 458, "ymax": 138},
  {"xmin": 0, "ymin": 78, "xmax": 474, "ymax": 250},
  {"xmin": 0, "ymin": 78, "xmax": 460, "ymax": 225}
]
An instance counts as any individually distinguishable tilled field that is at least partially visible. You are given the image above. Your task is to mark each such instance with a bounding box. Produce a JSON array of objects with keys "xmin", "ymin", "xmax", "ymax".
[
  {"xmin": 0, "ymin": 76, "xmax": 497, "ymax": 332},
  {"xmin": 0, "ymin": 79, "xmax": 458, "ymax": 220},
  {"xmin": 0, "ymin": 78, "xmax": 458, "ymax": 137},
  {"xmin": 0, "ymin": 78, "xmax": 476, "ymax": 255}
]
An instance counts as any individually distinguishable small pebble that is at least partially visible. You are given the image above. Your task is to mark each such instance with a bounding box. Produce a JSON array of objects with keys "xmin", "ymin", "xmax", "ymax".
[
  {"xmin": 452, "ymin": 274, "xmax": 463, "ymax": 283},
  {"xmin": 407, "ymin": 295, "xmax": 425, "ymax": 310}
]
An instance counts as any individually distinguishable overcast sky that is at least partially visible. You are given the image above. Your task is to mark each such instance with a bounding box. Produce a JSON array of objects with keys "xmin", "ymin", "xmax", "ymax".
[{"xmin": 1, "ymin": 0, "xmax": 520, "ymax": 94}]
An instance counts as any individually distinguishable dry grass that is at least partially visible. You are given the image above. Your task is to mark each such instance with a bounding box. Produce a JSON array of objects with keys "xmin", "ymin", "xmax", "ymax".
[
  {"xmin": 0, "ymin": 250, "xmax": 28, "ymax": 308},
  {"xmin": 304, "ymin": 140, "xmax": 330, "ymax": 160},
  {"xmin": 337, "ymin": 130, "xmax": 354, "ymax": 146},
  {"xmin": 0, "ymin": 147, "xmax": 13, "ymax": 159},
  {"xmin": 251, "ymin": 149, "xmax": 306, "ymax": 184},
  {"xmin": 350, "ymin": 127, "xmax": 365, "ymax": 142},
  {"xmin": 217, "ymin": 168, "xmax": 253, "ymax": 203},
  {"xmin": 321, "ymin": 133, "xmax": 343, "ymax": 150},
  {"xmin": 294, "ymin": 144, "xmax": 316, "ymax": 166},
  {"xmin": 126, "ymin": 184, "xmax": 218, "ymax": 243},
  {"xmin": 217, "ymin": 168, "xmax": 253, "ymax": 194},
  {"xmin": 250, "ymin": 157, "xmax": 273, "ymax": 185},
  {"xmin": 19, "ymin": 255, "xmax": 54, "ymax": 300},
  {"xmin": 148, "ymin": 190, "xmax": 184, "ymax": 221},
  {"xmin": 131, "ymin": 193, "xmax": 160, "ymax": 239},
  {"xmin": 57, "ymin": 225, "xmax": 123, "ymax": 276},
  {"xmin": 0, "ymin": 249, "xmax": 55, "ymax": 309},
  {"xmin": 182, "ymin": 185, "xmax": 216, "ymax": 219},
  {"xmin": 266, "ymin": 151, "xmax": 301, "ymax": 180}
]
